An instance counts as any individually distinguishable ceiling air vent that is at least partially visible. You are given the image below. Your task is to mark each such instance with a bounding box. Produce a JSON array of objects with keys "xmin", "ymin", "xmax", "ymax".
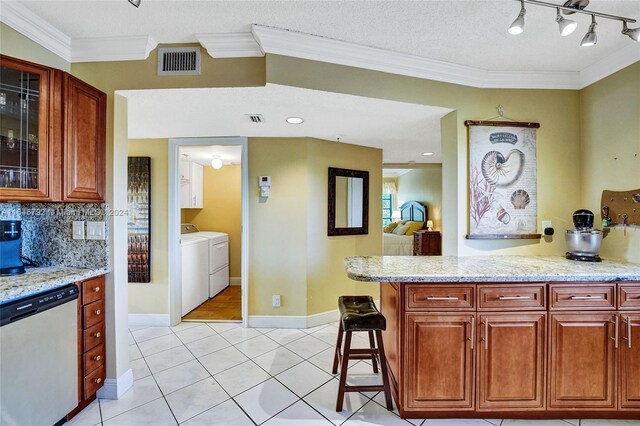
[
  {"xmin": 246, "ymin": 114, "xmax": 265, "ymax": 124},
  {"xmin": 157, "ymin": 47, "xmax": 201, "ymax": 76}
]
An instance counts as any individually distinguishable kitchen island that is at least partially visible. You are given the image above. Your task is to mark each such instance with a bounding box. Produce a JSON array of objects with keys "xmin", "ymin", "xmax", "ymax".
[{"xmin": 345, "ymin": 255, "xmax": 640, "ymax": 419}]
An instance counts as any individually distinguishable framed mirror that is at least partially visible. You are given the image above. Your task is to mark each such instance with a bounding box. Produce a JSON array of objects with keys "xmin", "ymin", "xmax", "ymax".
[{"xmin": 328, "ymin": 167, "xmax": 369, "ymax": 236}]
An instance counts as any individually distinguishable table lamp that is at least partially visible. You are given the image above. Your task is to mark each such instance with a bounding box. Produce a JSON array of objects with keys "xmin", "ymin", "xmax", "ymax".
[{"xmin": 426, "ymin": 220, "xmax": 434, "ymax": 231}]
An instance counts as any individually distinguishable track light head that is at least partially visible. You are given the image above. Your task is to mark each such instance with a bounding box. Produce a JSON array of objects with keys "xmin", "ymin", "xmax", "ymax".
[
  {"xmin": 622, "ymin": 22, "xmax": 640, "ymax": 42},
  {"xmin": 128, "ymin": 0, "xmax": 141, "ymax": 7},
  {"xmin": 508, "ymin": 1, "xmax": 527, "ymax": 35},
  {"xmin": 556, "ymin": 8, "xmax": 578, "ymax": 36},
  {"xmin": 581, "ymin": 15, "xmax": 598, "ymax": 46}
]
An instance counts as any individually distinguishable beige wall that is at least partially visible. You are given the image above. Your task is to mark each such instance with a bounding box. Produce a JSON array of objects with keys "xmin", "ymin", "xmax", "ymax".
[
  {"xmin": 0, "ymin": 23, "xmax": 70, "ymax": 71},
  {"xmin": 396, "ymin": 166, "xmax": 443, "ymax": 232},
  {"xmin": 266, "ymin": 55, "xmax": 583, "ymax": 257},
  {"xmin": 580, "ymin": 62, "xmax": 640, "ymax": 263},
  {"xmin": 182, "ymin": 165, "xmax": 242, "ymax": 278},
  {"xmin": 127, "ymin": 139, "xmax": 169, "ymax": 314}
]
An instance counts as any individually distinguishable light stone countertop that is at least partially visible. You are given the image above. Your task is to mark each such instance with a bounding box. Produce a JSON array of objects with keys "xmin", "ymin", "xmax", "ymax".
[
  {"xmin": 344, "ymin": 255, "xmax": 640, "ymax": 283},
  {"xmin": 0, "ymin": 266, "xmax": 109, "ymax": 303}
]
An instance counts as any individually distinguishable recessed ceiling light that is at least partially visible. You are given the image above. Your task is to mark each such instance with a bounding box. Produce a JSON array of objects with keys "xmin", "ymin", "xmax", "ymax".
[
  {"xmin": 286, "ymin": 117, "xmax": 304, "ymax": 124},
  {"xmin": 422, "ymin": 152, "xmax": 434, "ymax": 156}
]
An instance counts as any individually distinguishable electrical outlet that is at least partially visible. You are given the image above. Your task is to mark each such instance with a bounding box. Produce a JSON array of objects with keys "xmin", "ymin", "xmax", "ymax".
[
  {"xmin": 272, "ymin": 294, "xmax": 281, "ymax": 308},
  {"xmin": 72, "ymin": 221, "xmax": 85, "ymax": 240}
]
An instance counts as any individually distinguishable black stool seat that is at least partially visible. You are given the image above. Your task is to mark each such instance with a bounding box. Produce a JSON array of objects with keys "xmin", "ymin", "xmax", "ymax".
[{"xmin": 338, "ymin": 295, "xmax": 386, "ymax": 331}]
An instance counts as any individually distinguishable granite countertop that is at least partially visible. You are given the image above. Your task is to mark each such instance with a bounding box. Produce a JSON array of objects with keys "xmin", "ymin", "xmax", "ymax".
[
  {"xmin": 0, "ymin": 266, "xmax": 109, "ymax": 303},
  {"xmin": 344, "ymin": 255, "xmax": 640, "ymax": 283}
]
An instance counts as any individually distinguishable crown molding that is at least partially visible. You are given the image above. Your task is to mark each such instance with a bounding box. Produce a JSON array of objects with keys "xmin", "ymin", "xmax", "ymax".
[
  {"xmin": 252, "ymin": 24, "xmax": 640, "ymax": 90},
  {"xmin": 0, "ymin": 1, "xmax": 71, "ymax": 62},
  {"xmin": 71, "ymin": 35, "xmax": 158, "ymax": 63},
  {"xmin": 195, "ymin": 33, "xmax": 263, "ymax": 58},
  {"xmin": 579, "ymin": 43, "xmax": 640, "ymax": 88}
]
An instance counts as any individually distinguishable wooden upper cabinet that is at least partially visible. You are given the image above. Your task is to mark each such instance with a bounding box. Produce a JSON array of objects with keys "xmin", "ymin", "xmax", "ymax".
[
  {"xmin": 477, "ymin": 313, "xmax": 546, "ymax": 410},
  {"xmin": 0, "ymin": 55, "xmax": 54, "ymax": 201},
  {"xmin": 405, "ymin": 313, "xmax": 474, "ymax": 410},
  {"xmin": 549, "ymin": 313, "xmax": 617, "ymax": 409},
  {"xmin": 620, "ymin": 313, "xmax": 640, "ymax": 408},
  {"xmin": 62, "ymin": 74, "xmax": 106, "ymax": 202}
]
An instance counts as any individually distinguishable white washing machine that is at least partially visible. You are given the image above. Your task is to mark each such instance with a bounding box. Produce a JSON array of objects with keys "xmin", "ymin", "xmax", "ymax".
[
  {"xmin": 180, "ymin": 234, "xmax": 209, "ymax": 315},
  {"xmin": 181, "ymin": 224, "xmax": 230, "ymax": 298}
]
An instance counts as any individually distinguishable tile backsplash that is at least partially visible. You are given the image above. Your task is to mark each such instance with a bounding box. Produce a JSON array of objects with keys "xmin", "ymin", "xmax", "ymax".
[{"xmin": 0, "ymin": 202, "xmax": 109, "ymax": 269}]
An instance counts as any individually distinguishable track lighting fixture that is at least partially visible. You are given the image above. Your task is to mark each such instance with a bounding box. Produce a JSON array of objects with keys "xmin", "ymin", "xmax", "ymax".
[
  {"xmin": 581, "ymin": 15, "xmax": 597, "ymax": 47},
  {"xmin": 128, "ymin": 0, "xmax": 141, "ymax": 7},
  {"xmin": 555, "ymin": 8, "xmax": 577, "ymax": 36},
  {"xmin": 507, "ymin": 0, "xmax": 638, "ymax": 45},
  {"xmin": 509, "ymin": 0, "xmax": 526, "ymax": 35},
  {"xmin": 622, "ymin": 22, "xmax": 640, "ymax": 42}
]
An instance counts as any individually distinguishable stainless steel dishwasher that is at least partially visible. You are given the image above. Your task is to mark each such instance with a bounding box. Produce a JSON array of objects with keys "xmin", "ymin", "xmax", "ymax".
[{"xmin": 1, "ymin": 284, "xmax": 79, "ymax": 426}]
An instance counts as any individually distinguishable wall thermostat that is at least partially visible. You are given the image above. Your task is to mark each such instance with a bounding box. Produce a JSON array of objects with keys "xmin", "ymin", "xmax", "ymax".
[{"xmin": 259, "ymin": 176, "xmax": 271, "ymax": 187}]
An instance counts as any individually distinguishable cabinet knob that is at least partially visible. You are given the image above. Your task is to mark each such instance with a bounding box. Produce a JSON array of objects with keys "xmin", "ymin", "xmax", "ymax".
[
  {"xmin": 94, "ymin": 355, "xmax": 102, "ymax": 361},
  {"xmin": 95, "ymin": 309, "xmax": 101, "ymax": 315},
  {"xmin": 94, "ymin": 332, "xmax": 101, "ymax": 338},
  {"xmin": 94, "ymin": 287, "xmax": 101, "ymax": 292},
  {"xmin": 95, "ymin": 378, "xmax": 102, "ymax": 384}
]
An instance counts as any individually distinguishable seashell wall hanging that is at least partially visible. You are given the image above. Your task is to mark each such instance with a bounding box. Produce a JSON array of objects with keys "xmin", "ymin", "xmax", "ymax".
[{"xmin": 465, "ymin": 119, "xmax": 540, "ymax": 239}]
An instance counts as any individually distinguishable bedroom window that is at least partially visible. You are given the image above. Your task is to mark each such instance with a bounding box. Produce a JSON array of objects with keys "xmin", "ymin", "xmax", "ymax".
[{"xmin": 382, "ymin": 194, "xmax": 393, "ymax": 226}]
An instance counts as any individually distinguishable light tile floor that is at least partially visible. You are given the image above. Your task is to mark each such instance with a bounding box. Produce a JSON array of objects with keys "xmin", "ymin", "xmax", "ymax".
[{"xmin": 68, "ymin": 321, "xmax": 640, "ymax": 426}]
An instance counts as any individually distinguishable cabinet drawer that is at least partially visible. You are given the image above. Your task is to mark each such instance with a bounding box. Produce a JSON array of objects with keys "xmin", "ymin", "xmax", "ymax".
[
  {"xmin": 549, "ymin": 283, "xmax": 615, "ymax": 310},
  {"xmin": 84, "ymin": 365, "xmax": 105, "ymax": 400},
  {"xmin": 83, "ymin": 322, "xmax": 104, "ymax": 352},
  {"xmin": 83, "ymin": 299, "xmax": 105, "ymax": 328},
  {"xmin": 83, "ymin": 343, "xmax": 105, "ymax": 375},
  {"xmin": 81, "ymin": 276, "xmax": 104, "ymax": 305},
  {"xmin": 406, "ymin": 285, "xmax": 474, "ymax": 310},
  {"xmin": 478, "ymin": 284, "xmax": 546, "ymax": 310},
  {"xmin": 619, "ymin": 284, "xmax": 640, "ymax": 310}
]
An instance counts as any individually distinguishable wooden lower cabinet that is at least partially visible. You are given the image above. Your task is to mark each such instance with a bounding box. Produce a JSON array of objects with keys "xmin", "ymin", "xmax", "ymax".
[
  {"xmin": 477, "ymin": 313, "xmax": 546, "ymax": 410},
  {"xmin": 549, "ymin": 313, "xmax": 617, "ymax": 409},
  {"xmin": 621, "ymin": 313, "xmax": 640, "ymax": 408},
  {"xmin": 405, "ymin": 313, "xmax": 474, "ymax": 410}
]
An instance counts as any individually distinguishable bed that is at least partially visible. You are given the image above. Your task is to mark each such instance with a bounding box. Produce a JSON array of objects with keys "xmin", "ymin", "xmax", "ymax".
[{"xmin": 383, "ymin": 201, "xmax": 428, "ymax": 256}]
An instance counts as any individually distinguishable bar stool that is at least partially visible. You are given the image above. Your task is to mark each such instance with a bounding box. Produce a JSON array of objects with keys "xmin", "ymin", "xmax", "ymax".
[{"xmin": 331, "ymin": 295, "xmax": 393, "ymax": 412}]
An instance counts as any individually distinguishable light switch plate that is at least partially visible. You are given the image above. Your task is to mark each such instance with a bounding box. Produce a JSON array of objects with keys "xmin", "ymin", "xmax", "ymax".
[
  {"xmin": 72, "ymin": 221, "xmax": 85, "ymax": 240},
  {"xmin": 87, "ymin": 221, "xmax": 106, "ymax": 240}
]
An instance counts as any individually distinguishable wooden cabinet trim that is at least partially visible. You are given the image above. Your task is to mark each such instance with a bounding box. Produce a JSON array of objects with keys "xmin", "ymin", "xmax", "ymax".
[
  {"xmin": 405, "ymin": 284, "xmax": 475, "ymax": 311},
  {"xmin": 619, "ymin": 284, "xmax": 640, "ymax": 310},
  {"xmin": 549, "ymin": 283, "xmax": 616, "ymax": 311},
  {"xmin": 478, "ymin": 284, "xmax": 546, "ymax": 311}
]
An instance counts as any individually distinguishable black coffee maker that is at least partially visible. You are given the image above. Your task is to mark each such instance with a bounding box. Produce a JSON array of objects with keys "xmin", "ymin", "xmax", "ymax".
[{"xmin": 0, "ymin": 220, "xmax": 25, "ymax": 275}]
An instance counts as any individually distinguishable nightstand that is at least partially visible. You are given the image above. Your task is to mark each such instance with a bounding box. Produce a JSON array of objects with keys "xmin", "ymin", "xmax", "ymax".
[{"xmin": 413, "ymin": 230, "xmax": 442, "ymax": 256}]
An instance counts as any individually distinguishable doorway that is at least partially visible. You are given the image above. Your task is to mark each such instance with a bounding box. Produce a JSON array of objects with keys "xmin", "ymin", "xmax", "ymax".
[{"xmin": 168, "ymin": 137, "xmax": 249, "ymax": 326}]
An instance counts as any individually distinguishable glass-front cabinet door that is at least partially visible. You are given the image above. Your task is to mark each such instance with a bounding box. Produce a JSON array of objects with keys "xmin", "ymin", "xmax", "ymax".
[{"xmin": 0, "ymin": 56, "xmax": 52, "ymax": 201}]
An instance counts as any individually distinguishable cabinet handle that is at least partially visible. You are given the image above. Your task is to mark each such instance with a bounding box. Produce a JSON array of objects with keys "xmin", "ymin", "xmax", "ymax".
[
  {"xmin": 498, "ymin": 295, "xmax": 531, "ymax": 300},
  {"xmin": 426, "ymin": 296, "xmax": 459, "ymax": 301},
  {"xmin": 623, "ymin": 317, "xmax": 632, "ymax": 349},
  {"xmin": 95, "ymin": 309, "xmax": 101, "ymax": 315},
  {"xmin": 468, "ymin": 316, "xmax": 475, "ymax": 350},
  {"xmin": 480, "ymin": 319, "xmax": 489, "ymax": 350},
  {"xmin": 94, "ymin": 332, "xmax": 101, "ymax": 338},
  {"xmin": 611, "ymin": 316, "xmax": 619, "ymax": 348},
  {"xmin": 94, "ymin": 355, "xmax": 102, "ymax": 361},
  {"xmin": 95, "ymin": 378, "xmax": 102, "ymax": 384},
  {"xmin": 570, "ymin": 295, "xmax": 604, "ymax": 300},
  {"xmin": 93, "ymin": 287, "xmax": 101, "ymax": 292}
]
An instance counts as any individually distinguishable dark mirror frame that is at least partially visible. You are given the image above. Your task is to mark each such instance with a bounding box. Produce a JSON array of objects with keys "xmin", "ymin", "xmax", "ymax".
[{"xmin": 328, "ymin": 167, "xmax": 369, "ymax": 236}]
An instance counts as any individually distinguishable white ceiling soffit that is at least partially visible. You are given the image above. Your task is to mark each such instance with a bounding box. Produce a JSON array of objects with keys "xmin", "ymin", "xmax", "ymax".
[
  {"xmin": 195, "ymin": 33, "xmax": 263, "ymax": 58},
  {"xmin": 119, "ymin": 83, "xmax": 451, "ymax": 164},
  {"xmin": 252, "ymin": 25, "xmax": 640, "ymax": 90},
  {"xmin": 71, "ymin": 35, "xmax": 157, "ymax": 63}
]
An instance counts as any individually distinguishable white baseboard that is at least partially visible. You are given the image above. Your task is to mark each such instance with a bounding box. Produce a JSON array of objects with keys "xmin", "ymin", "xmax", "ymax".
[
  {"xmin": 247, "ymin": 300, "xmax": 379, "ymax": 329},
  {"xmin": 229, "ymin": 277, "xmax": 241, "ymax": 286},
  {"xmin": 97, "ymin": 368, "xmax": 133, "ymax": 400},
  {"xmin": 128, "ymin": 313, "xmax": 171, "ymax": 327}
]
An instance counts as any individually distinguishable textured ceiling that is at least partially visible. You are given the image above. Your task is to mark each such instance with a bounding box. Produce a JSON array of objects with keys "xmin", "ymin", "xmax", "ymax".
[
  {"xmin": 19, "ymin": 0, "xmax": 640, "ymax": 72},
  {"xmin": 121, "ymin": 84, "xmax": 451, "ymax": 164}
]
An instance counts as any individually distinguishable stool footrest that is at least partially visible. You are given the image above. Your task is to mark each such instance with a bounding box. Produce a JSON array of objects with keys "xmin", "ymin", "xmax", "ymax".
[
  {"xmin": 344, "ymin": 385, "xmax": 386, "ymax": 393},
  {"xmin": 348, "ymin": 349, "xmax": 378, "ymax": 356}
]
